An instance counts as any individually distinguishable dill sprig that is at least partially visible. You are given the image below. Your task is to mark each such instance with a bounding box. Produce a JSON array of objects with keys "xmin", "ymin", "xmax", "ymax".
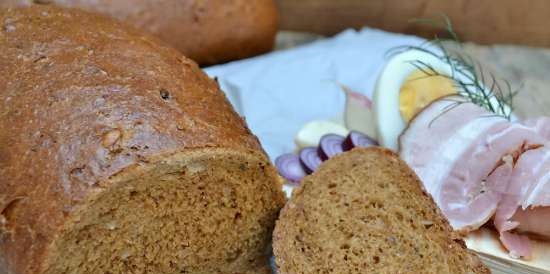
[{"xmin": 388, "ymin": 15, "xmax": 518, "ymax": 120}]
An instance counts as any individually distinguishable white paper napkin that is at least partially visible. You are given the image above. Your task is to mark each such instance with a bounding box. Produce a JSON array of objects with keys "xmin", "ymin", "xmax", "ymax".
[{"xmin": 205, "ymin": 27, "xmax": 424, "ymax": 160}]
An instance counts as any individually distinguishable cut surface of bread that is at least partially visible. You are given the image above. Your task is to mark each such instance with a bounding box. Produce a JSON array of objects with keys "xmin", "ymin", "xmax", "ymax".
[
  {"xmin": 45, "ymin": 148, "xmax": 283, "ymax": 274},
  {"xmin": 273, "ymin": 148, "xmax": 490, "ymax": 274}
]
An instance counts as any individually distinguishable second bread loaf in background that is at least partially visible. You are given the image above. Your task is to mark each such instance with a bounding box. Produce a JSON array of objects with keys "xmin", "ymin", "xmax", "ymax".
[{"xmin": 0, "ymin": 0, "xmax": 279, "ymax": 65}]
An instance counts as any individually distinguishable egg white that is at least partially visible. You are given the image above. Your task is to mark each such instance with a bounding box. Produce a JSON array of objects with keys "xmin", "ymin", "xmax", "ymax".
[{"xmin": 373, "ymin": 49, "xmax": 511, "ymax": 151}]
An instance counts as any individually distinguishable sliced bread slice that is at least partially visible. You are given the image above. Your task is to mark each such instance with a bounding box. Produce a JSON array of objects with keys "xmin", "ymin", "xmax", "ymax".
[{"xmin": 273, "ymin": 147, "xmax": 490, "ymax": 274}]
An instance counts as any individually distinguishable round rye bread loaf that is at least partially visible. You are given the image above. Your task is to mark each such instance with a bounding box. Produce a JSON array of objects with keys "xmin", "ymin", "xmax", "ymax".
[
  {"xmin": 0, "ymin": 0, "xmax": 279, "ymax": 65},
  {"xmin": 273, "ymin": 148, "xmax": 490, "ymax": 274},
  {"xmin": 0, "ymin": 6, "xmax": 285, "ymax": 274}
]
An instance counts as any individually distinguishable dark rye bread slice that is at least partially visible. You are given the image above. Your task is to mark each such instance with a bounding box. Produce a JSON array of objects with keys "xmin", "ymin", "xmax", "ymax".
[{"xmin": 273, "ymin": 148, "xmax": 490, "ymax": 274}]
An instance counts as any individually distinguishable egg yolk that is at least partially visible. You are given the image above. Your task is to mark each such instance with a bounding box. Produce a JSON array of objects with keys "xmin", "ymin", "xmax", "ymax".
[{"xmin": 399, "ymin": 70, "xmax": 457, "ymax": 122}]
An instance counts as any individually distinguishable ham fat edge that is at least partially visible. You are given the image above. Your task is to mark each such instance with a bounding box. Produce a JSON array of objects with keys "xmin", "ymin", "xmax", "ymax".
[{"xmin": 400, "ymin": 97, "xmax": 550, "ymax": 259}]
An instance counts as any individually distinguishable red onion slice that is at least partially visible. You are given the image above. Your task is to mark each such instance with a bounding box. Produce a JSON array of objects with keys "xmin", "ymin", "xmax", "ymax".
[
  {"xmin": 275, "ymin": 153, "xmax": 307, "ymax": 183},
  {"xmin": 299, "ymin": 147, "xmax": 323, "ymax": 174},
  {"xmin": 343, "ymin": 130, "xmax": 379, "ymax": 151},
  {"xmin": 318, "ymin": 134, "xmax": 345, "ymax": 160}
]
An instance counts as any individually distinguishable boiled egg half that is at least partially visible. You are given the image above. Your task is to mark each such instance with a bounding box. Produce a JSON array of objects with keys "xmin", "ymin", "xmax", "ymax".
[
  {"xmin": 373, "ymin": 49, "xmax": 513, "ymax": 150},
  {"xmin": 374, "ymin": 49, "xmax": 465, "ymax": 150}
]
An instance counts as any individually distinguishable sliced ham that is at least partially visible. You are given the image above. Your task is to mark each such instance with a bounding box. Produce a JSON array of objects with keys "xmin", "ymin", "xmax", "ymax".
[
  {"xmin": 495, "ymin": 147, "xmax": 550, "ymax": 254},
  {"xmin": 494, "ymin": 147, "xmax": 550, "ymax": 246},
  {"xmin": 495, "ymin": 148, "xmax": 550, "ymax": 231},
  {"xmin": 400, "ymin": 98, "xmax": 506, "ymax": 206},
  {"xmin": 499, "ymin": 231, "xmax": 532, "ymax": 259},
  {"xmin": 400, "ymin": 99, "xmax": 541, "ymax": 231},
  {"xmin": 524, "ymin": 117, "xmax": 550, "ymax": 140},
  {"xmin": 400, "ymin": 97, "xmax": 549, "ymax": 259},
  {"xmin": 493, "ymin": 147, "xmax": 549, "ymax": 259},
  {"xmin": 518, "ymin": 147, "xmax": 550, "ymax": 208},
  {"xmin": 513, "ymin": 207, "xmax": 550, "ymax": 238},
  {"xmin": 436, "ymin": 122, "xmax": 541, "ymax": 231}
]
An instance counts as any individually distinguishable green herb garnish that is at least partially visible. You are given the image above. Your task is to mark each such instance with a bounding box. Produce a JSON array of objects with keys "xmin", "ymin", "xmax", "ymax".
[{"xmin": 388, "ymin": 15, "xmax": 519, "ymax": 121}]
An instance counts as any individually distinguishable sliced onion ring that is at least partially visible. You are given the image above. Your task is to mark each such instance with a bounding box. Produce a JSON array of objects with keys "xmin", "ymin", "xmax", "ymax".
[
  {"xmin": 343, "ymin": 130, "xmax": 379, "ymax": 151},
  {"xmin": 318, "ymin": 134, "xmax": 345, "ymax": 160},
  {"xmin": 275, "ymin": 153, "xmax": 307, "ymax": 183},
  {"xmin": 299, "ymin": 147, "xmax": 323, "ymax": 174}
]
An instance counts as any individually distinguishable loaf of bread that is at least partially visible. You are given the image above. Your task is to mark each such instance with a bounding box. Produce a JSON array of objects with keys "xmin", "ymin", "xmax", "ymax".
[
  {"xmin": 273, "ymin": 148, "xmax": 490, "ymax": 274},
  {"xmin": 0, "ymin": 6, "xmax": 285, "ymax": 274},
  {"xmin": 0, "ymin": 0, "xmax": 278, "ymax": 65}
]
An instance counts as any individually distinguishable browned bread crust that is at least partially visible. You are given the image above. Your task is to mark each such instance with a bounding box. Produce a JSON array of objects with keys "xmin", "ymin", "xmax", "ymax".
[
  {"xmin": 1, "ymin": 0, "xmax": 279, "ymax": 65},
  {"xmin": 273, "ymin": 148, "xmax": 490, "ymax": 274},
  {"xmin": 0, "ymin": 6, "xmax": 284, "ymax": 274}
]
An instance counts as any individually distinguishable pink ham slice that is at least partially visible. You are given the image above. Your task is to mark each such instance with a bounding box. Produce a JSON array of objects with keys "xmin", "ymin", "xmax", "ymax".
[
  {"xmin": 499, "ymin": 232, "xmax": 532, "ymax": 259},
  {"xmin": 399, "ymin": 98, "xmax": 497, "ymax": 197},
  {"xmin": 400, "ymin": 99, "xmax": 539, "ymax": 231},
  {"xmin": 518, "ymin": 148, "xmax": 550, "ymax": 209},
  {"xmin": 437, "ymin": 122, "xmax": 543, "ymax": 231},
  {"xmin": 492, "ymin": 147, "xmax": 550, "ymax": 258},
  {"xmin": 400, "ymin": 97, "xmax": 550, "ymax": 253},
  {"xmin": 400, "ymin": 97, "xmax": 550, "ymax": 258},
  {"xmin": 513, "ymin": 206, "xmax": 550, "ymax": 238},
  {"xmin": 524, "ymin": 117, "xmax": 550, "ymax": 140},
  {"xmin": 493, "ymin": 147, "xmax": 549, "ymax": 224}
]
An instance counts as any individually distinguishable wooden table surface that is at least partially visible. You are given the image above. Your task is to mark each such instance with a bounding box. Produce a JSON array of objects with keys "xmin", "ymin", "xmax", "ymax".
[
  {"xmin": 275, "ymin": 0, "xmax": 550, "ymax": 48},
  {"xmin": 462, "ymin": 44, "xmax": 550, "ymax": 118}
]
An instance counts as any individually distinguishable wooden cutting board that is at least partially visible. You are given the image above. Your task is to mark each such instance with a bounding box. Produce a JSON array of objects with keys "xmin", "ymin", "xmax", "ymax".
[{"xmin": 466, "ymin": 229, "xmax": 550, "ymax": 274}]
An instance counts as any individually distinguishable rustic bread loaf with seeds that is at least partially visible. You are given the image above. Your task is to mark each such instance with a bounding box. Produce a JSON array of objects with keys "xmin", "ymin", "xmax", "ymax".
[
  {"xmin": 0, "ymin": 0, "xmax": 278, "ymax": 65},
  {"xmin": 0, "ymin": 6, "xmax": 285, "ymax": 274},
  {"xmin": 273, "ymin": 148, "xmax": 490, "ymax": 274}
]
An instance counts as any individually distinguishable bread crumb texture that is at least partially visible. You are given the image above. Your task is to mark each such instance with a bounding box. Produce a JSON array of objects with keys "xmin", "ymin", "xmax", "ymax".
[
  {"xmin": 0, "ymin": 6, "xmax": 284, "ymax": 274},
  {"xmin": 47, "ymin": 150, "xmax": 284, "ymax": 274},
  {"xmin": 273, "ymin": 148, "xmax": 490, "ymax": 274}
]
